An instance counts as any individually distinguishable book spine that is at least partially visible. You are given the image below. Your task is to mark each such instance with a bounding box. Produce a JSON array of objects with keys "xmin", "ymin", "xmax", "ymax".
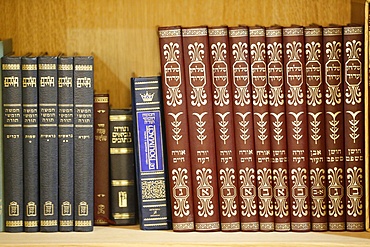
[
  {"xmin": 208, "ymin": 26, "xmax": 240, "ymax": 232},
  {"xmin": 158, "ymin": 26, "xmax": 195, "ymax": 231},
  {"xmin": 131, "ymin": 76, "xmax": 171, "ymax": 230},
  {"xmin": 228, "ymin": 26, "xmax": 259, "ymax": 232},
  {"xmin": 250, "ymin": 26, "xmax": 274, "ymax": 232},
  {"xmin": 58, "ymin": 56, "xmax": 74, "ymax": 231},
  {"xmin": 343, "ymin": 25, "xmax": 365, "ymax": 231},
  {"xmin": 22, "ymin": 56, "xmax": 39, "ymax": 232},
  {"xmin": 73, "ymin": 56, "xmax": 94, "ymax": 232},
  {"xmin": 266, "ymin": 26, "xmax": 291, "ymax": 232},
  {"xmin": 93, "ymin": 94, "xmax": 110, "ymax": 226},
  {"xmin": 109, "ymin": 109, "xmax": 137, "ymax": 225},
  {"xmin": 181, "ymin": 26, "xmax": 220, "ymax": 231},
  {"xmin": 2, "ymin": 56, "xmax": 23, "ymax": 232},
  {"xmin": 323, "ymin": 26, "xmax": 345, "ymax": 231},
  {"xmin": 283, "ymin": 26, "xmax": 311, "ymax": 232},
  {"xmin": 38, "ymin": 56, "xmax": 59, "ymax": 232},
  {"xmin": 0, "ymin": 39, "xmax": 13, "ymax": 232},
  {"xmin": 304, "ymin": 26, "xmax": 328, "ymax": 231}
]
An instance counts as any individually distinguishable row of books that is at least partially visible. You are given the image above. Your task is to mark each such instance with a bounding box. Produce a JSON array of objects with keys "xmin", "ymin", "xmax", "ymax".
[
  {"xmin": 1, "ymin": 49, "xmax": 94, "ymax": 232},
  {"xmin": 157, "ymin": 24, "xmax": 365, "ymax": 232}
]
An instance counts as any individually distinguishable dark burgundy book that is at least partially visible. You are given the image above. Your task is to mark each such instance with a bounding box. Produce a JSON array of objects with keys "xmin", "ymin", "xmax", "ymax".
[
  {"xmin": 181, "ymin": 26, "xmax": 220, "ymax": 231},
  {"xmin": 343, "ymin": 24, "xmax": 365, "ymax": 231},
  {"xmin": 266, "ymin": 26, "xmax": 291, "ymax": 232},
  {"xmin": 249, "ymin": 26, "xmax": 274, "ymax": 232},
  {"xmin": 208, "ymin": 26, "xmax": 240, "ymax": 232},
  {"xmin": 93, "ymin": 94, "xmax": 110, "ymax": 226},
  {"xmin": 158, "ymin": 26, "xmax": 195, "ymax": 231},
  {"xmin": 323, "ymin": 25, "xmax": 345, "ymax": 231},
  {"xmin": 228, "ymin": 26, "xmax": 259, "ymax": 232},
  {"xmin": 283, "ymin": 26, "xmax": 311, "ymax": 232},
  {"xmin": 304, "ymin": 25, "xmax": 328, "ymax": 231}
]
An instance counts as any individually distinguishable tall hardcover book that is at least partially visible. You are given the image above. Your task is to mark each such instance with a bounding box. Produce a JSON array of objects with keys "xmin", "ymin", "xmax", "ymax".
[
  {"xmin": 0, "ymin": 39, "xmax": 13, "ymax": 232},
  {"xmin": 22, "ymin": 55, "xmax": 39, "ymax": 232},
  {"xmin": 2, "ymin": 55, "xmax": 23, "ymax": 232},
  {"xmin": 73, "ymin": 56, "xmax": 94, "ymax": 231},
  {"xmin": 109, "ymin": 108, "xmax": 137, "ymax": 225},
  {"xmin": 249, "ymin": 26, "xmax": 274, "ymax": 231},
  {"xmin": 131, "ymin": 76, "xmax": 171, "ymax": 230},
  {"xmin": 365, "ymin": 0, "xmax": 370, "ymax": 232},
  {"xmin": 283, "ymin": 26, "xmax": 311, "ymax": 232},
  {"xmin": 208, "ymin": 26, "xmax": 240, "ymax": 231},
  {"xmin": 181, "ymin": 26, "xmax": 220, "ymax": 231},
  {"xmin": 93, "ymin": 94, "xmax": 110, "ymax": 226},
  {"xmin": 343, "ymin": 25, "xmax": 365, "ymax": 231},
  {"xmin": 38, "ymin": 55, "xmax": 59, "ymax": 232},
  {"xmin": 323, "ymin": 25, "xmax": 345, "ymax": 231},
  {"xmin": 228, "ymin": 26, "xmax": 259, "ymax": 232},
  {"xmin": 158, "ymin": 26, "xmax": 195, "ymax": 231},
  {"xmin": 58, "ymin": 56, "xmax": 74, "ymax": 231},
  {"xmin": 304, "ymin": 25, "xmax": 328, "ymax": 231},
  {"xmin": 266, "ymin": 26, "xmax": 291, "ymax": 231}
]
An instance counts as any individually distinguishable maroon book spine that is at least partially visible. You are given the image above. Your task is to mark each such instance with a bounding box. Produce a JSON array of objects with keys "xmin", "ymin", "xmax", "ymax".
[
  {"xmin": 208, "ymin": 26, "xmax": 240, "ymax": 231},
  {"xmin": 249, "ymin": 26, "xmax": 274, "ymax": 232},
  {"xmin": 228, "ymin": 26, "xmax": 259, "ymax": 231},
  {"xmin": 304, "ymin": 26, "xmax": 328, "ymax": 231},
  {"xmin": 323, "ymin": 26, "xmax": 345, "ymax": 231},
  {"xmin": 158, "ymin": 26, "xmax": 195, "ymax": 232},
  {"xmin": 182, "ymin": 26, "xmax": 220, "ymax": 231},
  {"xmin": 266, "ymin": 26, "xmax": 291, "ymax": 232},
  {"xmin": 343, "ymin": 25, "xmax": 365, "ymax": 231},
  {"xmin": 93, "ymin": 94, "xmax": 110, "ymax": 226},
  {"xmin": 283, "ymin": 26, "xmax": 311, "ymax": 232}
]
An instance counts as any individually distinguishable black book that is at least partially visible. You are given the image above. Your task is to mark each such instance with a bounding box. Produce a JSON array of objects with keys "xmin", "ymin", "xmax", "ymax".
[
  {"xmin": 58, "ymin": 55, "xmax": 74, "ymax": 232},
  {"xmin": 22, "ymin": 55, "xmax": 39, "ymax": 232},
  {"xmin": 38, "ymin": 55, "xmax": 59, "ymax": 232},
  {"xmin": 109, "ymin": 108, "xmax": 137, "ymax": 225},
  {"xmin": 73, "ymin": 56, "xmax": 94, "ymax": 232},
  {"xmin": 2, "ymin": 55, "xmax": 23, "ymax": 232}
]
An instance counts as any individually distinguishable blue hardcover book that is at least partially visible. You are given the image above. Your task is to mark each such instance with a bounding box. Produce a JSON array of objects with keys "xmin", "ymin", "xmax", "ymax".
[
  {"xmin": 58, "ymin": 56, "xmax": 74, "ymax": 232},
  {"xmin": 131, "ymin": 76, "xmax": 171, "ymax": 230},
  {"xmin": 38, "ymin": 55, "xmax": 59, "ymax": 232},
  {"xmin": 0, "ymin": 39, "xmax": 13, "ymax": 232},
  {"xmin": 73, "ymin": 56, "xmax": 94, "ymax": 232},
  {"xmin": 2, "ymin": 55, "xmax": 23, "ymax": 232},
  {"xmin": 22, "ymin": 55, "xmax": 39, "ymax": 232}
]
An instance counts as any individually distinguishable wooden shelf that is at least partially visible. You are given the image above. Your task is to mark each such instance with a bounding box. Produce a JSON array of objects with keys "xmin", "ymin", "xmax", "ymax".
[{"xmin": 1, "ymin": 225, "xmax": 370, "ymax": 247}]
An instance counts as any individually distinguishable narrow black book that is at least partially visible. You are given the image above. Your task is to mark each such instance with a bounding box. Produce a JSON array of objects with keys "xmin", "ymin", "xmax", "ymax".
[
  {"xmin": 38, "ymin": 55, "xmax": 59, "ymax": 232},
  {"xmin": 2, "ymin": 55, "xmax": 23, "ymax": 232},
  {"xmin": 109, "ymin": 108, "xmax": 137, "ymax": 225},
  {"xmin": 73, "ymin": 56, "xmax": 94, "ymax": 231},
  {"xmin": 58, "ymin": 55, "xmax": 74, "ymax": 231},
  {"xmin": 131, "ymin": 76, "xmax": 171, "ymax": 230},
  {"xmin": 22, "ymin": 54, "xmax": 39, "ymax": 232}
]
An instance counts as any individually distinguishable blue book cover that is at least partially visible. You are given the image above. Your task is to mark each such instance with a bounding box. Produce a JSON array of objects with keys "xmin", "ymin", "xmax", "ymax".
[
  {"xmin": 0, "ymin": 39, "xmax": 13, "ymax": 232},
  {"xmin": 131, "ymin": 76, "xmax": 171, "ymax": 230}
]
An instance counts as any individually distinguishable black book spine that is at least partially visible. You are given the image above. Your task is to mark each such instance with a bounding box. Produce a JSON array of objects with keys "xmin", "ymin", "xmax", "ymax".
[
  {"xmin": 38, "ymin": 56, "xmax": 59, "ymax": 232},
  {"xmin": 58, "ymin": 56, "xmax": 74, "ymax": 232},
  {"xmin": 73, "ymin": 56, "xmax": 94, "ymax": 232},
  {"xmin": 109, "ymin": 109, "xmax": 137, "ymax": 225},
  {"xmin": 2, "ymin": 56, "xmax": 23, "ymax": 232},
  {"xmin": 22, "ymin": 56, "xmax": 39, "ymax": 232}
]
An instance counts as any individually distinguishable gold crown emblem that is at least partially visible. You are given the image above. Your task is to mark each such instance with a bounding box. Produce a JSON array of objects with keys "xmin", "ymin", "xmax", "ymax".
[{"xmin": 140, "ymin": 91, "xmax": 155, "ymax": 102}]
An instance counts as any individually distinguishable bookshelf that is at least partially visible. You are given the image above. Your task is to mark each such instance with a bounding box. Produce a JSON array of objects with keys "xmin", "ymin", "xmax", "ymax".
[{"xmin": 0, "ymin": 0, "xmax": 369, "ymax": 246}]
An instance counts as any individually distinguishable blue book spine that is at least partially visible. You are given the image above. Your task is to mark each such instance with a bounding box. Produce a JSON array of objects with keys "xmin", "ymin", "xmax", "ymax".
[
  {"xmin": 131, "ymin": 76, "xmax": 171, "ymax": 230},
  {"xmin": 2, "ymin": 55, "xmax": 23, "ymax": 232},
  {"xmin": 0, "ymin": 39, "xmax": 13, "ymax": 232},
  {"xmin": 73, "ymin": 56, "xmax": 94, "ymax": 232},
  {"xmin": 58, "ymin": 56, "xmax": 74, "ymax": 232},
  {"xmin": 38, "ymin": 56, "xmax": 59, "ymax": 232},
  {"xmin": 22, "ymin": 56, "xmax": 39, "ymax": 232}
]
